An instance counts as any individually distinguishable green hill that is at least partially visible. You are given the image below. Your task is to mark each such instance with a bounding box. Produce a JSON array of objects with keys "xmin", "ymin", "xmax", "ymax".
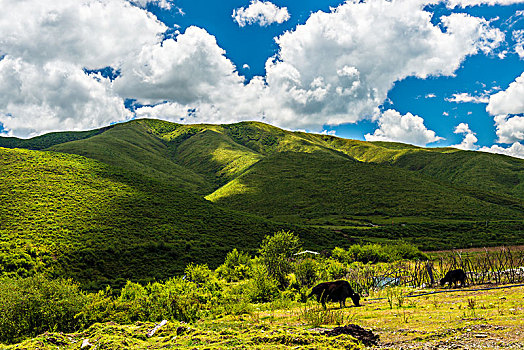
[
  {"xmin": 1, "ymin": 119, "xmax": 524, "ymax": 287},
  {"xmin": 206, "ymin": 151, "xmax": 523, "ymax": 223},
  {"xmin": 0, "ymin": 147, "xmax": 337, "ymax": 289}
]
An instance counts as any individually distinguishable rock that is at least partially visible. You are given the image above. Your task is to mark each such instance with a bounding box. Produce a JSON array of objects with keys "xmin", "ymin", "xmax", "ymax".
[
  {"xmin": 81, "ymin": 339, "xmax": 93, "ymax": 348},
  {"xmin": 147, "ymin": 319, "xmax": 168, "ymax": 338}
]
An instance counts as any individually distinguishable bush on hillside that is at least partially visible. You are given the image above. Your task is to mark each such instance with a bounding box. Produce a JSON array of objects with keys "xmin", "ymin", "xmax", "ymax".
[
  {"xmin": 247, "ymin": 263, "xmax": 279, "ymax": 303},
  {"xmin": 0, "ymin": 275, "xmax": 86, "ymax": 344},
  {"xmin": 185, "ymin": 263, "xmax": 214, "ymax": 285},
  {"xmin": 215, "ymin": 248, "xmax": 251, "ymax": 282},
  {"xmin": 259, "ymin": 230, "xmax": 301, "ymax": 288},
  {"xmin": 294, "ymin": 258, "xmax": 318, "ymax": 287}
]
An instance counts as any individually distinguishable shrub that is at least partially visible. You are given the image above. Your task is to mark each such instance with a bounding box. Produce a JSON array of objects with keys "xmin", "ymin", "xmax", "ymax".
[
  {"xmin": 300, "ymin": 302, "xmax": 345, "ymax": 327},
  {"xmin": 333, "ymin": 243, "xmax": 427, "ymax": 264},
  {"xmin": 215, "ymin": 249, "xmax": 251, "ymax": 282},
  {"xmin": 316, "ymin": 258, "xmax": 347, "ymax": 281},
  {"xmin": 185, "ymin": 263, "xmax": 214, "ymax": 285},
  {"xmin": 294, "ymin": 258, "xmax": 318, "ymax": 287},
  {"xmin": 0, "ymin": 275, "xmax": 86, "ymax": 344},
  {"xmin": 247, "ymin": 264, "xmax": 279, "ymax": 303},
  {"xmin": 259, "ymin": 230, "xmax": 301, "ymax": 288}
]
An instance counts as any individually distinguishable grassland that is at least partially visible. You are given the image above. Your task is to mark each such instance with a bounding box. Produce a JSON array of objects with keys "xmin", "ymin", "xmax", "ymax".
[
  {"xmin": 1, "ymin": 119, "xmax": 524, "ymax": 287},
  {"xmin": 4, "ymin": 284, "xmax": 523, "ymax": 349},
  {"xmin": 0, "ymin": 147, "xmax": 339, "ymax": 289}
]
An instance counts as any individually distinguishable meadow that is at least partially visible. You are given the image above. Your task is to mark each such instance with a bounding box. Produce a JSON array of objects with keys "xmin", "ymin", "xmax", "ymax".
[
  {"xmin": 5, "ymin": 283, "xmax": 521, "ymax": 349},
  {"xmin": 1, "ymin": 231, "xmax": 523, "ymax": 348}
]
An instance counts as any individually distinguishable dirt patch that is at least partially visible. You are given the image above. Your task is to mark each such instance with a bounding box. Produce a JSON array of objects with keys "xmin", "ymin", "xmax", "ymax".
[{"xmin": 324, "ymin": 324, "xmax": 380, "ymax": 346}]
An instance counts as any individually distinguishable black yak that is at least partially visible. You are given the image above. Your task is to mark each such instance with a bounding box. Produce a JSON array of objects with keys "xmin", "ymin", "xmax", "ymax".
[
  {"xmin": 309, "ymin": 280, "xmax": 360, "ymax": 308},
  {"xmin": 440, "ymin": 269, "xmax": 467, "ymax": 288}
]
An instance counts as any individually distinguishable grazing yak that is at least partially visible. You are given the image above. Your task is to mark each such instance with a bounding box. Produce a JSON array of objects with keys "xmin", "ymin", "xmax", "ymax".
[
  {"xmin": 440, "ymin": 269, "xmax": 467, "ymax": 288},
  {"xmin": 309, "ymin": 280, "xmax": 360, "ymax": 308}
]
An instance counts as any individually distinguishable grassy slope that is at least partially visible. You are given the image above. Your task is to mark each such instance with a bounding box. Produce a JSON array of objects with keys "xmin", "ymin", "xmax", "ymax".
[
  {"xmin": 206, "ymin": 151, "xmax": 524, "ymax": 223},
  {"xmin": 49, "ymin": 121, "xmax": 212, "ymax": 195},
  {"xmin": 0, "ymin": 126, "xmax": 113, "ymax": 150},
  {"xmin": 2, "ymin": 119, "xmax": 524, "ymax": 283},
  {"xmin": 0, "ymin": 147, "xmax": 339, "ymax": 289}
]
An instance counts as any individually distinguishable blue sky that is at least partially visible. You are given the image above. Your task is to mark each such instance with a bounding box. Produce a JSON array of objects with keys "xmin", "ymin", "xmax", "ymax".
[{"xmin": 1, "ymin": 0, "xmax": 524, "ymax": 157}]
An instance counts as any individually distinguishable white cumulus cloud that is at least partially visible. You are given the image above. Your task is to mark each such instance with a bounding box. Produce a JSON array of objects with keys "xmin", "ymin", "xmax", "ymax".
[
  {"xmin": 0, "ymin": 0, "xmax": 166, "ymax": 69},
  {"xmin": 114, "ymin": 26, "xmax": 245, "ymax": 105},
  {"xmin": 446, "ymin": 0, "xmax": 524, "ymax": 8},
  {"xmin": 233, "ymin": 1, "xmax": 290, "ymax": 27},
  {"xmin": 0, "ymin": 0, "xmax": 167, "ymax": 137},
  {"xmin": 446, "ymin": 92, "xmax": 489, "ymax": 103},
  {"xmin": 449, "ymin": 122, "xmax": 524, "ymax": 158},
  {"xmin": 129, "ymin": 0, "xmax": 174, "ymax": 10},
  {"xmin": 451, "ymin": 122, "xmax": 479, "ymax": 150},
  {"xmin": 479, "ymin": 142, "xmax": 524, "ymax": 158},
  {"xmin": 364, "ymin": 109, "xmax": 444, "ymax": 146},
  {"xmin": 486, "ymin": 72, "xmax": 524, "ymax": 143},
  {"xmin": 513, "ymin": 30, "xmax": 524, "ymax": 58},
  {"xmin": 487, "ymin": 72, "xmax": 524, "ymax": 116},
  {"xmin": 0, "ymin": 57, "xmax": 130, "ymax": 137},
  {"xmin": 0, "ymin": 0, "xmax": 509, "ymax": 138},
  {"xmin": 260, "ymin": 0, "xmax": 503, "ymax": 129}
]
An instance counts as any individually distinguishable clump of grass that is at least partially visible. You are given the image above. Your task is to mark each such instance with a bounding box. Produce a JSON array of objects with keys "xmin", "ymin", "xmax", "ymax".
[
  {"xmin": 300, "ymin": 302, "xmax": 345, "ymax": 327},
  {"xmin": 386, "ymin": 287, "xmax": 406, "ymax": 309}
]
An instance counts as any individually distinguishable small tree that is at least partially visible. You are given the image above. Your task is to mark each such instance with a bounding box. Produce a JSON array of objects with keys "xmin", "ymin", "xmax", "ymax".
[
  {"xmin": 216, "ymin": 249, "xmax": 251, "ymax": 282},
  {"xmin": 258, "ymin": 230, "xmax": 301, "ymax": 288},
  {"xmin": 294, "ymin": 258, "xmax": 318, "ymax": 287}
]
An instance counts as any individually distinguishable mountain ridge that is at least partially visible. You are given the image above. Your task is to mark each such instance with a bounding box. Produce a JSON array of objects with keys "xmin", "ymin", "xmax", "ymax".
[{"xmin": 1, "ymin": 119, "xmax": 523, "ymax": 288}]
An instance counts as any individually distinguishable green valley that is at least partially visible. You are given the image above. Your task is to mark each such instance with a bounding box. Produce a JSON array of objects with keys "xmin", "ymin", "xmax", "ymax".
[{"xmin": 1, "ymin": 119, "xmax": 524, "ymax": 287}]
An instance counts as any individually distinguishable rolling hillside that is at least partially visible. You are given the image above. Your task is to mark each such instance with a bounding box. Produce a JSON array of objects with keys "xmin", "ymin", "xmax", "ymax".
[
  {"xmin": 1, "ymin": 119, "xmax": 524, "ymax": 287},
  {"xmin": 0, "ymin": 147, "xmax": 336, "ymax": 289}
]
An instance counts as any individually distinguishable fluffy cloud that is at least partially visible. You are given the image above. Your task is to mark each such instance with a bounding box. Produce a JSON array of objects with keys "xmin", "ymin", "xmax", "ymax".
[
  {"xmin": 513, "ymin": 30, "xmax": 524, "ymax": 58},
  {"xmin": 127, "ymin": 0, "xmax": 504, "ymax": 132},
  {"xmin": 0, "ymin": 0, "xmax": 166, "ymax": 69},
  {"xmin": 0, "ymin": 0, "xmax": 508, "ymax": 137},
  {"xmin": 487, "ymin": 73, "xmax": 524, "ymax": 116},
  {"xmin": 446, "ymin": 92, "xmax": 489, "ymax": 103},
  {"xmin": 233, "ymin": 1, "xmax": 290, "ymax": 27},
  {"xmin": 260, "ymin": 0, "xmax": 503, "ymax": 128},
  {"xmin": 0, "ymin": 57, "xmax": 130, "ymax": 137},
  {"xmin": 449, "ymin": 122, "xmax": 524, "ymax": 158},
  {"xmin": 479, "ymin": 142, "xmax": 524, "ymax": 158},
  {"xmin": 446, "ymin": 0, "xmax": 524, "ymax": 7},
  {"xmin": 114, "ymin": 26, "xmax": 245, "ymax": 105},
  {"xmin": 129, "ymin": 0, "xmax": 174, "ymax": 10},
  {"xmin": 0, "ymin": 0, "xmax": 167, "ymax": 137},
  {"xmin": 493, "ymin": 114, "xmax": 524, "ymax": 143},
  {"xmin": 451, "ymin": 122, "xmax": 479, "ymax": 150},
  {"xmin": 364, "ymin": 109, "xmax": 444, "ymax": 146},
  {"xmin": 486, "ymin": 72, "xmax": 524, "ymax": 143}
]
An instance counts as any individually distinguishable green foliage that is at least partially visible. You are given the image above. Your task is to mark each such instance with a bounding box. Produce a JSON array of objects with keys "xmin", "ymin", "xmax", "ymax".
[
  {"xmin": 293, "ymin": 258, "xmax": 318, "ymax": 287},
  {"xmin": 185, "ymin": 263, "xmax": 213, "ymax": 284},
  {"xmin": 208, "ymin": 151, "xmax": 524, "ymax": 223},
  {"xmin": 0, "ymin": 147, "xmax": 316, "ymax": 289},
  {"xmin": 333, "ymin": 243, "xmax": 428, "ymax": 264},
  {"xmin": 316, "ymin": 258, "xmax": 348, "ymax": 281},
  {"xmin": 0, "ymin": 275, "xmax": 86, "ymax": 344},
  {"xmin": 247, "ymin": 264, "xmax": 279, "ymax": 303},
  {"xmin": 258, "ymin": 230, "xmax": 301, "ymax": 288},
  {"xmin": 0, "ymin": 126, "xmax": 112, "ymax": 150},
  {"xmin": 300, "ymin": 302, "xmax": 345, "ymax": 327},
  {"xmin": 215, "ymin": 249, "xmax": 251, "ymax": 282},
  {"xmin": 2, "ymin": 118, "xmax": 524, "ymax": 291}
]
